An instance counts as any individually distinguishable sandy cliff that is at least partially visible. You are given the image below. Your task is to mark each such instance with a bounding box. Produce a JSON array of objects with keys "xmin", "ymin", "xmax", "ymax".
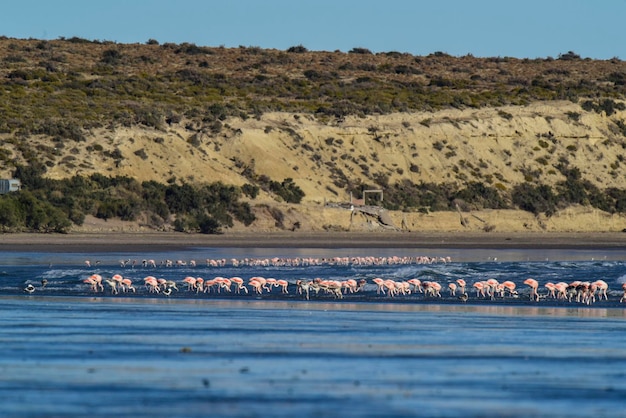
[{"xmin": 22, "ymin": 100, "xmax": 625, "ymax": 234}]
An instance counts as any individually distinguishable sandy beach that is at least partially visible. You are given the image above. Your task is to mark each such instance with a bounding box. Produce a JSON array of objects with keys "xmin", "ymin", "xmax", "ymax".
[{"xmin": 1, "ymin": 231, "xmax": 626, "ymax": 252}]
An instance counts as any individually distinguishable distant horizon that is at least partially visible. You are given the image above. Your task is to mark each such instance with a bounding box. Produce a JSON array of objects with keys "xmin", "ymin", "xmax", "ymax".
[
  {"xmin": 1, "ymin": 1, "xmax": 625, "ymax": 61},
  {"xmin": 1, "ymin": 35, "xmax": 610, "ymax": 62}
]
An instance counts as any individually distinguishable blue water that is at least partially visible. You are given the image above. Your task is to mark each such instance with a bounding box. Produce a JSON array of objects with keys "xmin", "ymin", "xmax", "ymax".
[{"xmin": 1, "ymin": 246, "xmax": 626, "ymax": 417}]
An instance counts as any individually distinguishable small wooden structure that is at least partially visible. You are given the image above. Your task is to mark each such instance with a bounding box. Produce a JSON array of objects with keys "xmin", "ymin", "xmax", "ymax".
[{"xmin": 350, "ymin": 189, "xmax": 383, "ymax": 206}]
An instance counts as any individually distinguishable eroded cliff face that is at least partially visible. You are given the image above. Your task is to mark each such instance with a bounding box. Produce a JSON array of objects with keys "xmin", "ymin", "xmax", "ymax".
[
  {"xmin": 5, "ymin": 100, "xmax": 625, "ymax": 234},
  {"xmin": 15, "ymin": 100, "xmax": 624, "ymax": 205}
]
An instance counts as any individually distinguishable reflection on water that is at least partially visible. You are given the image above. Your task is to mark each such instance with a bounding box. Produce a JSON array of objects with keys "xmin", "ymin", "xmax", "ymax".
[
  {"xmin": 11, "ymin": 294, "xmax": 626, "ymax": 318},
  {"xmin": 1, "ymin": 296, "xmax": 625, "ymax": 418}
]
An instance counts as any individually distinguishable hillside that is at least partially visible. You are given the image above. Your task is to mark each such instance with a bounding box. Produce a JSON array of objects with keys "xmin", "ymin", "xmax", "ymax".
[{"xmin": 2, "ymin": 38, "xmax": 626, "ymax": 233}]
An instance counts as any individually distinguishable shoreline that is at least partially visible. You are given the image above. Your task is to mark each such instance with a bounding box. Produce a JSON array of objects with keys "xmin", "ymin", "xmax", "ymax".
[{"xmin": 1, "ymin": 231, "xmax": 626, "ymax": 252}]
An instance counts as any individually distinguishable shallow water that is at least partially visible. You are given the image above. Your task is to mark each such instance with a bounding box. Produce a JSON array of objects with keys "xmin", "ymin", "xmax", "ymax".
[{"xmin": 2, "ymin": 247, "xmax": 626, "ymax": 417}]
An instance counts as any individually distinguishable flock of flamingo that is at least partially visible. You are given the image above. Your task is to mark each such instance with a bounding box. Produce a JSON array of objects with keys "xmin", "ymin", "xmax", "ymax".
[
  {"xmin": 19, "ymin": 255, "xmax": 626, "ymax": 305},
  {"xmin": 111, "ymin": 255, "xmax": 453, "ymax": 269},
  {"xmin": 21, "ymin": 272, "xmax": 626, "ymax": 306}
]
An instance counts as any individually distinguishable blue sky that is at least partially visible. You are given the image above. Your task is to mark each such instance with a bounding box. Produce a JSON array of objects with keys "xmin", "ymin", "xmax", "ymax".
[{"xmin": 2, "ymin": 0, "xmax": 625, "ymax": 59}]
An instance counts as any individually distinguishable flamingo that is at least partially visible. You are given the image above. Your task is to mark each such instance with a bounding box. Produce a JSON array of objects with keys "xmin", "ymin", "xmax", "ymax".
[
  {"xmin": 182, "ymin": 276, "xmax": 197, "ymax": 291},
  {"xmin": 229, "ymin": 277, "xmax": 248, "ymax": 294},
  {"xmin": 112, "ymin": 274, "xmax": 124, "ymax": 290},
  {"xmin": 216, "ymin": 277, "xmax": 232, "ymax": 293},
  {"xmin": 501, "ymin": 280, "xmax": 517, "ymax": 297},
  {"xmin": 544, "ymin": 282, "xmax": 557, "ymax": 299},
  {"xmin": 84, "ymin": 274, "xmax": 103, "ymax": 292},
  {"xmin": 104, "ymin": 279, "xmax": 119, "ymax": 294},
  {"xmin": 397, "ymin": 281, "xmax": 411, "ymax": 295},
  {"xmin": 423, "ymin": 281, "xmax": 442, "ymax": 298},
  {"xmin": 456, "ymin": 279, "xmax": 466, "ymax": 295},
  {"xmin": 383, "ymin": 280, "xmax": 397, "ymax": 297},
  {"xmin": 341, "ymin": 279, "xmax": 358, "ymax": 294},
  {"xmin": 296, "ymin": 280, "xmax": 311, "ymax": 300},
  {"xmin": 325, "ymin": 280, "xmax": 343, "ymax": 299},
  {"xmin": 249, "ymin": 276, "xmax": 269, "ymax": 292},
  {"xmin": 407, "ymin": 278, "xmax": 423, "ymax": 293},
  {"xmin": 121, "ymin": 278, "xmax": 136, "ymax": 293},
  {"xmin": 485, "ymin": 278, "xmax": 500, "ymax": 299},
  {"xmin": 248, "ymin": 278, "xmax": 264, "ymax": 294},
  {"xmin": 472, "ymin": 281, "xmax": 487, "ymax": 298},
  {"xmin": 523, "ymin": 278, "xmax": 540, "ymax": 302},
  {"xmin": 592, "ymin": 280, "xmax": 609, "ymax": 301},
  {"xmin": 448, "ymin": 282, "xmax": 457, "ymax": 296},
  {"xmin": 144, "ymin": 276, "xmax": 160, "ymax": 293},
  {"xmin": 554, "ymin": 282, "xmax": 569, "ymax": 300},
  {"xmin": 372, "ymin": 278, "xmax": 386, "ymax": 295},
  {"xmin": 194, "ymin": 277, "xmax": 205, "ymax": 293},
  {"xmin": 275, "ymin": 279, "xmax": 289, "ymax": 294},
  {"xmin": 265, "ymin": 278, "xmax": 278, "ymax": 291}
]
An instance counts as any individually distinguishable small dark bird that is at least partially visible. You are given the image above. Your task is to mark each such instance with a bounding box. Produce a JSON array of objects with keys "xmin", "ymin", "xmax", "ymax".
[
  {"xmin": 24, "ymin": 284, "xmax": 35, "ymax": 294},
  {"xmin": 41, "ymin": 279, "xmax": 48, "ymax": 289},
  {"xmin": 458, "ymin": 293, "xmax": 469, "ymax": 303}
]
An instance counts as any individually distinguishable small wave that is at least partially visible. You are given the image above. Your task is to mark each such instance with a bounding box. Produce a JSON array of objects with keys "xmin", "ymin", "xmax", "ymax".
[
  {"xmin": 40, "ymin": 269, "xmax": 89, "ymax": 279},
  {"xmin": 616, "ymin": 274, "xmax": 626, "ymax": 285}
]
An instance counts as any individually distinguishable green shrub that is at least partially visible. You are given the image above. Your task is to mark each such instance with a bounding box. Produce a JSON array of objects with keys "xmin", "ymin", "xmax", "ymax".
[
  {"xmin": 101, "ymin": 48, "xmax": 123, "ymax": 65},
  {"xmin": 287, "ymin": 45, "xmax": 308, "ymax": 53},
  {"xmin": 268, "ymin": 178, "xmax": 305, "ymax": 203},
  {"xmin": 511, "ymin": 183, "xmax": 557, "ymax": 216}
]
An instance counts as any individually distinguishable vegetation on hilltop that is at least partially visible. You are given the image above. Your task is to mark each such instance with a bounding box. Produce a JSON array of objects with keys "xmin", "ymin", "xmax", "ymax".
[{"xmin": 2, "ymin": 37, "xmax": 626, "ymax": 232}]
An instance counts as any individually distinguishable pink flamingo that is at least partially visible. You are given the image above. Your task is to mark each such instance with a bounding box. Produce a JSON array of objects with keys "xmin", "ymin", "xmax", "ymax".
[
  {"xmin": 455, "ymin": 279, "xmax": 466, "ymax": 295},
  {"xmin": 91, "ymin": 274, "xmax": 104, "ymax": 292},
  {"xmin": 407, "ymin": 278, "xmax": 423, "ymax": 293},
  {"xmin": 195, "ymin": 277, "xmax": 205, "ymax": 293},
  {"xmin": 229, "ymin": 277, "xmax": 248, "ymax": 294},
  {"xmin": 448, "ymin": 282, "xmax": 457, "ymax": 296},
  {"xmin": 501, "ymin": 280, "xmax": 517, "ymax": 297},
  {"xmin": 121, "ymin": 278, "xmax": 136, "ymax": 293},
  {"xmin": 182, "ymin": 276, "xmax": 197, "ymax": 291},
  {"xmin": 523, "ymin": 278, "xmax": 539, "ymax": 302},
  {"xmin": 341, "ymin": 279, "xmax": 358, "ymax": 294},
  {"xmin": 592, "ymin": 280, "xmax": 609, "ymax": 301},
  {"xmin": 554, "ymin": 282, "xmax": 568, "ymax": 300},
  {"xmin": 544, "ymin": 282, "xmax": 557, "ymax": 299},
  {"xmin": 143, "ymin": 276, "xmax": 160, "ymax": 293},
  {"xmin": 423, "ymin": 281, "xmax": 442, "ymax": 298},
  {"xmin": 325, "ymin": 280, "xmax": 343, "ymax": 299},
  {"xmin": 372, "ymin": 278, "xmax": 386, "ymax": 295},
  {"xmin": 249, "ymin": 276, "xmax": 269, "ymax": 292},
  {"xmin": 265, "ymin": 278, "xmax": 278, "ymax": 291},
  {"xmin": 382, "ymin": 280, "xmax": 397, "ymax": 297},
  {"xmin": 248, "ymin": 277, "xmax": 265, "ymax": 294},
  {"xmin": 213, "ymin": 277, "xmax": 231, "ymax": 293},
  {"xmin": 485, "ymin": 278, "xmax": 500, "ymax": 299},
  {"xmin": 275, "ymin": 279, "xmax": 289, "ymax": 294},
  {"xmin": 472, "ymin": 281, "xmax": 487, "ymax": 298},
  {"xmin": 83, "ymin": 274, "xmax": 102, "ymax": 292}
]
